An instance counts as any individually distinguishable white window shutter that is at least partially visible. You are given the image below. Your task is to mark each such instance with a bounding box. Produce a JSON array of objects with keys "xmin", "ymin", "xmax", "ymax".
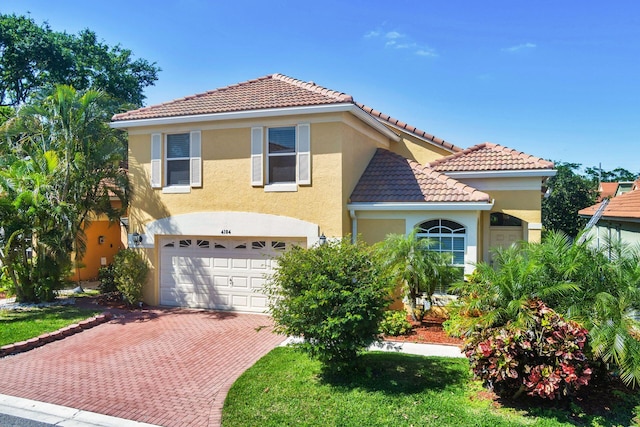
[
  {"xmin": 190, "ymin": 130, "xmax": 202, "ymax": 187},
  {"xmin": 251, "ymin": 127, "xmax": 264, "ymax": 186},
  {"xmin": 297, "ymin": 123, "xmax": 311, "ymax": 185},
  {"xmin": 150, "ymin": 133, "xmax": 162, "ymax": 188}
]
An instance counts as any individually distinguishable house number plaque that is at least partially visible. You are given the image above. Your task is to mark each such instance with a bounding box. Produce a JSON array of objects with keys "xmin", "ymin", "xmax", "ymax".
[{"xmin": 221, "ymin": 229, "xmax": 231, "ymax": 235}]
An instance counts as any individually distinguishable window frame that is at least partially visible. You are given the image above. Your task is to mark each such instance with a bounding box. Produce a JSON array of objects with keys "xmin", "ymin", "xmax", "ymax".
[
  {"xmin": 266, "ymin": 126, "xmax": 297, "ymax": 185},
  {"xmin": 416, "ymin": 219, "xmax": 467, "ymax": 267},
  {"xmin": 165, "ymin": 132, "xmax": 191, "ymax": 189}
]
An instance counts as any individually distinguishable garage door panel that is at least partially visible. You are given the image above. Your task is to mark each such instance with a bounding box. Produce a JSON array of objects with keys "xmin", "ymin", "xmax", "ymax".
[
  {"xmin": 160, "ymin": 237, "xmax": 304, "ymax": 312},
  {"xmin": 230, "ymin": 276, "xmax": 249, "ymax": 289}
]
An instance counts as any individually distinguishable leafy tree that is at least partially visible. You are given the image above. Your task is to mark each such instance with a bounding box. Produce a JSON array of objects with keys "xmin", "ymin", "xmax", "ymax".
[
  {"xmin": 0, "ymin": 85, "xmax": 129, "ymax": 302},
  {"xmin": 265, "ymin": 238, "xmax": 390, "ymax": 371},
  {"xmin": 376, "ymin": 230, "xmax": 457, "ymax": 321},
  {"xmin": 0, "ymin": 13, "xmax": 159, "ymax": 108},
  {"xmin": 542, "ymin": 162, "xmax": 598, "ymax": 237},
  {"xmin": 584, "ymin": 166, "xmax": 639, "ymax": 182}
]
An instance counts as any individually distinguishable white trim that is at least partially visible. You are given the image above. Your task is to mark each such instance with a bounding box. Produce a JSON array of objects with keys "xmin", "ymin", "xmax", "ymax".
[
  {"xmin": 527, "ymin": 222, "xmax": 543, "ymax": 230},
  {"xmin": 111, "ymin": 104, "xmax": 401, "ymax": 141},
  {"xmin": 142, "ymin": 212, "xmax": 321, "ymax": 247},
  {"xmin": 442, "ymin": 169, "xmax": 556, "ymax": 179},
  {"xmin": 264, "ymin": 183, "xmax": 297, "ymax": 192},
  {"xmin": 347, "ymin": 201, "xmax": 494, "ymax": 211},
  {"xmin": 457, "ymin": 177, "xmax": 547, "ymax": 191},
  {"xmin": 162, "ymin": 186, "xmax": 191, "ymax": 194}
]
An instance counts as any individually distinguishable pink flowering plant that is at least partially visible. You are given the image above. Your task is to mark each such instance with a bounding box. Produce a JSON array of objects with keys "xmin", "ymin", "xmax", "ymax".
[{"xmin": 465, "ymin": 299, "xmax": 592, "ymax": 400}]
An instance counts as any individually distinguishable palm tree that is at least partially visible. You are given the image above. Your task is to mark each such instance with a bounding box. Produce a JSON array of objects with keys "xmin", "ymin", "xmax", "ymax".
[
  {"xmin": 377, "ymin": 229, "xmax": 456, "ymax": 321},
  {"xmin": 0, "ymin": 85, "xmax": 129, "ymax": 301}
]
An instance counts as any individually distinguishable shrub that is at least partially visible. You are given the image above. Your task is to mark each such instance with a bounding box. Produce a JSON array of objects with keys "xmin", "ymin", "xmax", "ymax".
[
  {"xmin": 98, "ymin": 264, "xmax": 117, "ymax": 293},
  {"xmin": 465, "ymin": 300, "xmax": 591, "ymax": 400},
  {"xmin": 379, "ymin": 310, "xmax": 412, "ymax": 336},
  {"xmin": 265, "ymin": 238, "xmax": 391, "ymax": 371},
  {"xmin": 112, "ymin": 249, "xmax": 148, "ymax": 306}
]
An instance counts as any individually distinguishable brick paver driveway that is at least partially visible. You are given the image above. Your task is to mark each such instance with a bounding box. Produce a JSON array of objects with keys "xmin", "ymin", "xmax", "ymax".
[{"xmin": 0, "ymin": 305, "xmax": 286, "ymax": 426}]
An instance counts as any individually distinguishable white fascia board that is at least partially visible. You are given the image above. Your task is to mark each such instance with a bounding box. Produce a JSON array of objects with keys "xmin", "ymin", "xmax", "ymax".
[
  {"xmin": 347, "ymin": 201, "xmax": 494, "ymax": 211},
  {"xmin": 598, "ymin": 216, "xmax": 640, "ymax": 224},
  {"xmin": 110, "ymin": 104, "xmax": 400, "ymax": 141},
  {"xmin": 443, "ymin": 169, "xmax": 557, "ymax": 179}
]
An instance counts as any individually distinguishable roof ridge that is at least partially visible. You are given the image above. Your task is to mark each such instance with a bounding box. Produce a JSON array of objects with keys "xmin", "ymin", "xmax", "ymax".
[
  {"xmin": 428, "ymin": 142, "xmax": 489, "ymax": 167},
  {"xmin": 271, "ymin": 73, "xmax": 354, "ymax": 103},
  {"xmin": 355, "ymin": 102, "xmax": 462, "ymax": 153},
  {"xmin": 490, "ymin": 142, "xmax": 554, "ymax": 168}
]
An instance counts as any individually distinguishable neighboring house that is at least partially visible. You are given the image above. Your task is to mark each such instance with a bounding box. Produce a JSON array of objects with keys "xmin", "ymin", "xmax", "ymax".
[
  {"xmin": 110, "ymin": 74, "xmax": 555, "ymax": 312},
  {"xmin": 596, "ymin": 181, "xmax": 635, "ymax": 202},
  {"xmin": 579, "ymin": 179, "xmax": 640, "ymax": 252}
]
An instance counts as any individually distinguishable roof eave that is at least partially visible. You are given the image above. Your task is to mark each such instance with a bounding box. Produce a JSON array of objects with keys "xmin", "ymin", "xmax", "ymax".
[
  {"xmin": 347, "ymin": 201, "xmax": 494, "ymax": 211},
  {"xmin": 441, "ymin": 169, "xmax": 557, "ymax": 179},
  {"xmin": 110, "ymin": 104, "xmax": 401, "ymax": 141}
]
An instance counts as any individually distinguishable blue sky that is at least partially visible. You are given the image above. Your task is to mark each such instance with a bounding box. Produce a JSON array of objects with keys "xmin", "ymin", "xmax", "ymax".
[{"xmin": 3, "ymin": 0, "xmax": 639, "ymax": 174}]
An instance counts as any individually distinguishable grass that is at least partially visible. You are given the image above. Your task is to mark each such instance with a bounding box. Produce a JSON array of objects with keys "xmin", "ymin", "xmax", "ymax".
[
  {"xmin": 0, "ymin": 305, "xmax": 102, "ymax": 346},
  {"xmin": 222, "ymin": 347, "xmax": 640, "ymax": 427}
]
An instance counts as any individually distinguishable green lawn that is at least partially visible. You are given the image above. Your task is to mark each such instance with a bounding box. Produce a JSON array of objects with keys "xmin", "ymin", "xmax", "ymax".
[
  {"xmin": 222, "ymin": 347, "xmax": 640, "ymax": 427},
  {"xmin": 0, "ymin": 305, "xmax": 102, "ymax": 346}
]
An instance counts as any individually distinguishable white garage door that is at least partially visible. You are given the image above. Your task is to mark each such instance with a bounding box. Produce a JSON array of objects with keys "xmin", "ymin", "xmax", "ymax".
[{"xmin": 160, "ymin": 237, "xmax": 303, "ymax": 313}]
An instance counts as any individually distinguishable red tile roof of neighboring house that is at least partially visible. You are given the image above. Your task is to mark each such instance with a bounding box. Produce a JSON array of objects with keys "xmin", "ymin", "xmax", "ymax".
[
  {"xmin": 597, "ymin": 182, "xmax": 619, "ymax": 201},
  {"xmin": 112, "ymin": 74, "xmax": 461, "ymax": 152},
  {"xmin": 429, "ymin": 142, "xmax": 554, "ymax": 172},
  {"xmin": 579, "ymin": 187, "xmax": 640, "ymax": 221},
  {"xmin": 350, "ymin": 149, "xmax": 491, "ymax": 203}
]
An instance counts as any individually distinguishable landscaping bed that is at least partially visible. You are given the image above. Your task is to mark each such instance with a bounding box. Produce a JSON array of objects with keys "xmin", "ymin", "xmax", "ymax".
[{"xmin": 384, "ymin": 315, "xmax": 463, "ymax": 346}]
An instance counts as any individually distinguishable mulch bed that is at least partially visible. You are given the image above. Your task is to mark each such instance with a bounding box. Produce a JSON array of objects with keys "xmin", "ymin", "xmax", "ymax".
[{"xmin": 384, "ymin": 316, "xmax": 463, "ymax": 347}]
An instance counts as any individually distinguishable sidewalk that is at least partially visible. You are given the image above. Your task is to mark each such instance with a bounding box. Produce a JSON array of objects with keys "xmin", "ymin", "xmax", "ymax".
[{"xmin": 0, "ymin": 394, "xmax": 160, "ymax": 427}]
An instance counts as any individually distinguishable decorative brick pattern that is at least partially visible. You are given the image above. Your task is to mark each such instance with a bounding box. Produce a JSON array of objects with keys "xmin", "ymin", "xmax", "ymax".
[
  {"xmin": 0, "ymin": 307, "xmax": 286, "ymax": 427},
  {"xmin": 0, "ymin": 312, "xmax": 112, "ymax": 357}
]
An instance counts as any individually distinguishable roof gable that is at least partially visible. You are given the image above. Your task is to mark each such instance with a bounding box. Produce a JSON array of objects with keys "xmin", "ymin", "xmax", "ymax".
[
  {"xmin": 429, "ymin": 142, "xmax": 554, "ymax": 172},
  {"xmin": 350, "ymin": 149, "xmax": 491, "ymax": 203}
]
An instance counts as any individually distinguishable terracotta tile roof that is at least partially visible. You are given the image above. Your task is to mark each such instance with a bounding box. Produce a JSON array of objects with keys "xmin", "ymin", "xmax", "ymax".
[
  {"xmin": 112, "ymin": 74, "xmax": 352, "ymax": 122},
  {"xmin": 429, "ymin": 142, "xmax": 554, "ymax": 172},
  {"xmin": 355, "ymin": 103, "xmax": 462, "ymax": 152},
  {"xmin": 579, "ymin": 187, "xmax": 640, "ymax": 221},
  {"xmin": 350, "ymin": 149, "xmax": 491, "ymax": 203},
  {"xmin": 597, "ymin": 182, "xmax": 619, "ymax": 202},
  {"xmin": 112, "ymin": 73, "xmax": 459, "ymax": 152}
]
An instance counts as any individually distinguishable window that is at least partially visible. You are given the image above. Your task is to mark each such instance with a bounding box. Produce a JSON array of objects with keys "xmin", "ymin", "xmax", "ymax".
[
  {"xmin": 416, "ymin": 219, "xmax": 466, "ymax": 266},
  {"xmin": 268, "ymin": 127, "xmax": 296, "ymax": 183},
  {"xmin": 166, "ymin": 133, "xmax": 190, "ymax": 186},
  {"xmin": 150, "ymin": 131, "xmax": 201, "ymax": 190},
  {"xmin": 251, "ymin": 124, "xmax": 310, "ymax": 188},
  {"xmin": 490, "ymin": 212, "xmax": 523, "ymax": 227}
]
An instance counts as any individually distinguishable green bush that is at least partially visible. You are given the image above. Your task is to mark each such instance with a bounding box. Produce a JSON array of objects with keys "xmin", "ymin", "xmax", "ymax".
[
  {"xmin": 98, "ymin": 264, "xmax": 117, "ymax": 293},
  {"xmin": 112, "ymin": 249, "xmax": 148, "ymax": 306},
  {"xmin": 379, "ymin": 310, "xmax": 412, "ymax": 336},
  {"xmin": 265, "ymin": 238, "xmax": 391, "ymax": 371},
  {"xmin": 465, "ymin": 300, "xmax": 592, "ymax": 400}
]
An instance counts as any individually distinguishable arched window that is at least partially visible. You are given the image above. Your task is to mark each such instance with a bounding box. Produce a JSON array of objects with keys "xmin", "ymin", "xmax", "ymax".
[{"xmin": 416, "ymin": 219, "xmax": 466, "ymax": 266}]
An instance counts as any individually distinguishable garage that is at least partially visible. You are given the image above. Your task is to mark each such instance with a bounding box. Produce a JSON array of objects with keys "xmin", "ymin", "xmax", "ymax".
[{"xmin": 159, "ymin": 237, "xmax": 303, "ymax": 312}]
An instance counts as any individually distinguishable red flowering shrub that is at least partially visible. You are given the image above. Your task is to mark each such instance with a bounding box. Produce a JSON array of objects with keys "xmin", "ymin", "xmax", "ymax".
[{"xmin": 464, "ymin": 299, "xmax": 592, "ymax": 400}]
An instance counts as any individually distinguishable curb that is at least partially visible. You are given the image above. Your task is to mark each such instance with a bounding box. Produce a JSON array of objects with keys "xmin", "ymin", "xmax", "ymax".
[{"xmin": 0, "ymin": 312, "xmax": 113, "ymax": 358}]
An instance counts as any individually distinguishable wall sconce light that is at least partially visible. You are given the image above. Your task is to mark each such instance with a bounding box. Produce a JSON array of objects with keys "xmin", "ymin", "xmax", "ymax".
[
  {"xmin": 132, "ymin": 232, "xmax": 143, "ymax": 246},
  {"xmin": 318, "ymin": 233, "xmax": 327, "ymax": 246},
  {"xmin": 98, "ymin": 236, "xmax": 105, "ymax": 245}
]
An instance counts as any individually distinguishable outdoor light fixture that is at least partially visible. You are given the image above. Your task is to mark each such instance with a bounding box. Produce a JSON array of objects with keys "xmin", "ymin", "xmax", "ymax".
[
  {"xmin": 132, "ymin": 232, "xmax": 143, "ymax": 245},
  {"xmin": 318, "ymin": 233, "xmax": 326, "ymax": 246}
]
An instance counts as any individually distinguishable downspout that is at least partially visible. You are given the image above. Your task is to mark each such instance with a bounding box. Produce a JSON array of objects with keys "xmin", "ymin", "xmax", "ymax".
[{"xmin": 349, "ymin": 209, "xmax": 357, "ymax": 244}]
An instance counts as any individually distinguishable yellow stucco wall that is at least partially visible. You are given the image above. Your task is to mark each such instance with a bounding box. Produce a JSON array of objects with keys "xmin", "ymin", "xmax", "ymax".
[
  {"xmin": 388, "ymin": 130, "xmax": 455, "ymax": 164},
  {"xmin": 70, "ymin": 220, "xmax": 123, "ymax": 281},
  {"xmin": 357, "ymin": 219, "xmax": 406, "ymax": 245}
]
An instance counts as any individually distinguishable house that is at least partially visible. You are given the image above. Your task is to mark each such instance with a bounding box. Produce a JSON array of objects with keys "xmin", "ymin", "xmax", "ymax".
[
  {"xmin": 596, "ymin": 181, "xmax": 635, "ymax": 202},
  {"xmin": 579, "ymin": 179, "xmax": 640, "ymax": 251},
  {"xmin": 110, "ymin": 74, "xmax": 555, "ymax": 312}
]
